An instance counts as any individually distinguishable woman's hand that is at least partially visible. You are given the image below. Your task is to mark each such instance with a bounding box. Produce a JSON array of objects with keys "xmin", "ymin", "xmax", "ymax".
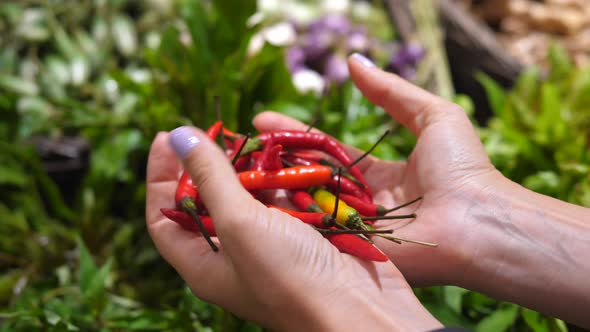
[
  {"xmin": 255, "ymin": 55, "xmax": 590, "ymax": 328},
  {"xmin": 145, "ymin": 126, "xmax": 442, "ymax": 331},
  {"xmin": 254, "ymin": 54, "xmax": 502, "ymax": 287}
]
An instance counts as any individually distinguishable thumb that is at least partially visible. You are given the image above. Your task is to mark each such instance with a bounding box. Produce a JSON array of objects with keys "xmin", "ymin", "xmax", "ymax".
[
  {"xmin": 348, "ymin": 53, "xmax": 462, "ymax": 136},
  {"xmin": 168, "ymin": 126, "xmax": 264, "ymax": 248}
]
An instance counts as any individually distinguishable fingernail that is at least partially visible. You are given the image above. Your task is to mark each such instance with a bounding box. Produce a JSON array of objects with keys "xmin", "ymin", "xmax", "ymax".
[
  {"xmin": 351, "ymin": 53, "xmax": 376, "ymax": 68},
  {"xmin": 169, "ymin": 126, "xmax": 200, "ymax": 159}
]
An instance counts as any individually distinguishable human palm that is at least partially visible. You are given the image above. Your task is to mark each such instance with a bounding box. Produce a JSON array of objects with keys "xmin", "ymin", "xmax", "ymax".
[
  {"xmin": 253, "ymin": 58, "xmax": 500, "ymax": 286},
  {"xmin": 146, "ymin": 127, "xmax": 439, "ymax": 330}
]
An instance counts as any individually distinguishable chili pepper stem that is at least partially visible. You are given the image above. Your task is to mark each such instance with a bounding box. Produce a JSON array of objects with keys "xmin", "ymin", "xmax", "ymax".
[
  {"xmin": 362, "ymin": 213, "xmax": 416, "ymax": 221},
  {"xmin": 381, "ymin": 196, "xmax": 423, "ymax": 215},
  {"xmin": 180, "ymin": 197, "xmax": 219, "ymax": 252},
  {"xmin": 345, "ymin": 129, "xmax": 391, "ymax": 171},
  {"xmin": 331, "ymin": 168, "xmax": 343, "ymax": 221},
  {"xmin": 214, "ymin": 96, "xmax": 227, "ymax": 151},
  {"xmin": 377, "ymin": 234, "xmax": 438, "ymax": 247},
  {"xmin": 313, "ymin": 227, "xmax": 394, "ymax": 235},
  {"xmin": 232, "ymin": 133, "xmax": 251, "ymax": 165}
]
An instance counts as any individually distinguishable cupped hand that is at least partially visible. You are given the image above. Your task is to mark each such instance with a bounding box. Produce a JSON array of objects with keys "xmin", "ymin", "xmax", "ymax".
[
  {"xmin": 145, "ymin": 127, "xmax": 441, "ymax": 330},
  {"xmin": 253, "ymin": 55, "xmax": 503, "ymax": 287}
]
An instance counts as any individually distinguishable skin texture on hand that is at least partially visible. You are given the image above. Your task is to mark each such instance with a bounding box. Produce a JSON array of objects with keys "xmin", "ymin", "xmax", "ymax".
[
  {"xmin": 255, "ymin": 56, "xmax": 590, "ymax": 328},
  {"xmin": 145, "ymin": 127, "xmax": 442, "ymax": 330},
  {"xmin": 254, "ymin": 58, "xmax": 501, "ymax": 287}
]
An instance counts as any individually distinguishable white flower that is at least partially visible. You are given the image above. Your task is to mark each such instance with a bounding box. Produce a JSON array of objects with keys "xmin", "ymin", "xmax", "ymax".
[
  {"xmin": 258, "ymin": 0, "xmax": 281, "ymax": 15},
  {"xmin": 321, "ymin": 0, "xmax": 350, "ymax": 14},
  {"xmin": 247, "ymin": 32, "xmax": 265, "ymax": 56},
  {"xmin": 247, "ymin": 22, "xmax": 296, "ymax": 56},
  {"xmin": 292, "ymin": 69, "xmax": 325, "ymax": 95},
  {"xmin": 263, "ymin": 22, "xmax": 296, "ymax": 46}
]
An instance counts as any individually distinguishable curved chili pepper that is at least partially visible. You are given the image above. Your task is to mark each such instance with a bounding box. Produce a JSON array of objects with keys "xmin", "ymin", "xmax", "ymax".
[
  {"xmin": 327, "ymin": 176, "xmax": 372, "ymax": 203},
  {"xmin": 281, "ymin": 154, "xmax": 315, "ymax": 167},
  {"xmin": 173, "ymin": 122, "xmax": 226, "ymax": 252},
  {"xmin": 254, "ymin": 143, "xmax": 284, "ymax": 171},
  {"xmin": 338, "ymin": 193, "xmax": 386, "ymax": 217},
  {"xmin": 253, "ymin": 131, "xmax": 370, "ymax": 196},
  {"xmin": 267, "ymin": 205, "xmax": 331, "ymax": 228},
  {"xmin": 282, "ymin": 154, "xmax": 369, "ymax": 202},
  {"xmin": 160, "ymin": 208, "xmax": 216, "ymax": 236},
  {"xmin": 206, "ymin": 121, "xmax": 224, "ymax": 142},
  {"xmin": 264, "ymin": 144, "xmax": 284, "ymax": 171},
  {"xmin": 325, "ymin": 231, "xmax": 388, "ymax": 262},
  {"xmin": 233, "ymin": 155, "xmax": 251, "ymax": 172},
  {"xmin": 313, "ymin": 188, "xmax": 367, "ymax": 230},
  {"xmin": 290, "ymin": 190, "xmax": 323, "ymax": 213},
  {"xmin": 175, "ymin": 172, "xmax": 198, "ymax": 206},
  {"xmin": 238, "ymin": 165, "xmax": 333, "ymax": 190}
]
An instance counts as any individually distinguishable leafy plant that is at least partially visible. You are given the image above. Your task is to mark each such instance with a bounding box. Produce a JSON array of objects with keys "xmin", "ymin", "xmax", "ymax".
[{"xmin": 478, "ymin": 44, "xmax": 590, "ymax": 206}]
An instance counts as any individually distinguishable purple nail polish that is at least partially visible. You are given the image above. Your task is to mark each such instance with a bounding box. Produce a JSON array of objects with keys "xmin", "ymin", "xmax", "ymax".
[
  {"xmin": 169, "ymin": 126, "xmax": 200, "ymax": 159},
  {"xmin": 351, "ymin": 53, "xmax": 376, "ymax": 68}
]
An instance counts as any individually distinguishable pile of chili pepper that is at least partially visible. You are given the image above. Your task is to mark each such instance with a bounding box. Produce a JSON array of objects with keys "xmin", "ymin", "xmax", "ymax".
[{"xmin": 160, "ymin": 121, "xmax": 437, "ymax": 262}]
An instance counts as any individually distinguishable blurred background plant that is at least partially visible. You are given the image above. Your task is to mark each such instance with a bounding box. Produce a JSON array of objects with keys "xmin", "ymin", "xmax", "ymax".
[{"xmin": 0, "ymin": 0, "xmax": 588, "ymax": 331}]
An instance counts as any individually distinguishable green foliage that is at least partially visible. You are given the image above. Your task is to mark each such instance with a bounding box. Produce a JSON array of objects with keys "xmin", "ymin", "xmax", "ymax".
[
  {"xmin": 478, "ymin": 45, "xmax": 590, "ymax": 205},
  {"xmin": 1, "ymin": 1, "xmax": 589, "ymax": 331}
]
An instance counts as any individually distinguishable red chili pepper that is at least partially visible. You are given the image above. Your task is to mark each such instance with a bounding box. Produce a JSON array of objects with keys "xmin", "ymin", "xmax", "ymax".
[
  {"xmin": 264, "ymin": 144, "xmax": 283, "ymax": 170},
  {"xmin": 281, "ymin": 153, "xmax": 317, "ymax": 167},
  {"xmin": 223, "ymin": 127, "xmax": 238, "ymax": 139},
  {"xmin": 290, "ymin": 190, "xmax": 323, "ymax": 213},
  {"xmin": 337, "ymin": 193, "xmax": 385, "ymax": 216},
  {"xmin": 254, "ymin": 142, "xmax": 283, "ymax": 171},
  {"xmin": 255, "ymin": 131, "xmax": 371, "ymax": 195},
  {"xmin": 206, "ymin": 121, "xmax": 224, "ymax": 141},
  {"xmin": 237, "ymin": 165, "xmax": 333, "ymax": 190},
  {"xmin": 287, "ymin": 151, "xmax": 325, "ymax": 163},
  {"xmin": 160, "ymin": 208, "xmax": 216, "ymax": 236},
  {"xmin": 327, "ymin": 175, "xmax": 372, "ymax": 203},
  {"xmin": 267, "ymin": 205, "xmax": 331, "ymax": 228},
  {"xmin": 173, "ymin": 122, "xmax": 225, "ymax": 252},
  {"xmin": 325, "ymin": 232, "xmax": 388, "ymax": 262},
  {"xmin": 233, "ymin": 154, "xmax": 251, "ymax": 172}
]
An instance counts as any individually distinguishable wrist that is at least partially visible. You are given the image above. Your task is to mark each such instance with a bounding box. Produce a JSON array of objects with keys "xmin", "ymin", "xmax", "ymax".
[
  {"xmin": 277, "ymin": 284, "xmax": 442, "ymax": 332},
  {"xmin": 452, "ymin": 174, "xmax": 590, "ymax": 326}
]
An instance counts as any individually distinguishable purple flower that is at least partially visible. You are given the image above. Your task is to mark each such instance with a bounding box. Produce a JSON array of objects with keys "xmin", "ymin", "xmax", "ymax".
[
  {"xmin": 302, "ymin": 30, "xmax": 334, "ymax": 60},
  {"xmin": 399, "ymin": 43, "xmax": 425, "ymax": 65},
  {"xmin": 321, "ymin": 14, "xmax": 351, "ymax": 35},
  {"xmin": 324, "ymin": 54, "xmax": 349, "ymax": 84},
  {"xmin": 286, "ymin": 46, "xmax": 306, "ymax": 72},
  {"xmin": 347, "ymin": 28, "xmax": 369, "ymax": 53}
]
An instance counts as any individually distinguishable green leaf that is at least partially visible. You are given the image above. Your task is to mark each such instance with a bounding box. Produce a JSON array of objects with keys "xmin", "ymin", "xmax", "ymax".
[
  {"xmin": 476, "ymin": 72, "xmax": 505, "ymax": 118},
  {"xmin": 422, "ymin": 299, "xmax": 474, "ymax": 328},
  {"xmin": 77, "ymin": 237, "xmax": 97, "ymax": 295},
  {"xmin": 535, "ymin": 82, "xmax": 564, "ymax": 144},
  {"xmin": 514, "ymin": 66, "xmax": 540, "ymax": 105},
  {"xmin": 0, "ymin": 74, "xmax": 39, "ymax": 95},
  {"xmin": 0, "ymin": 163, "xmax": 28, "ymax": 186},
  {"xmin": 90, "ymin": 128, "xmax": 143, "ymax": 182},
  {"xmin": 112, "ymin": 15, "xmax": 138, "ymax": 57},
  {"xmin": 84, "ymin": 257, "xmax": 112, "ymax": 305},
  {"xmin": 475, "ymin": 304, "xmax": 519, "ymax": 332},
  {"xmin": 548, "ymin": 44, "xmax": 572, "ymax": 81},
  {"xmin": 444, "ymin": 286, "xmax": 470, "ymax": 314},
  {"xmin": 523, "ymin": 171, "xmax": 560, "ymax": 195},
  {"xmin": 521, "ymin": 308, "xmax": 550, "ymax": 332}
]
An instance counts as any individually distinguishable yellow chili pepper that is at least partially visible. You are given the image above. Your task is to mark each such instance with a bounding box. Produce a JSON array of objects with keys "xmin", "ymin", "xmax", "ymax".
[{"xmin": 313, "ymin": 189, "xmax": 368, "ymax": 230}]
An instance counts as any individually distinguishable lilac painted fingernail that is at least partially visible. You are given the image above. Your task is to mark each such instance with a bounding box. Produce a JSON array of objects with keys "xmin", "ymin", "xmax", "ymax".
[
  {"xmin": 169, "ymin": 126, "xmax": 200, "ymax": 159},
  {"xmin": 351, "ymin": 53, "xmax": 376, "ymax": 68}
]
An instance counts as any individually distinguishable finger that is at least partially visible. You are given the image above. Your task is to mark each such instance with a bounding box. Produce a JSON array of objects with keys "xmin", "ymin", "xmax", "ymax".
[
  {"xmin": 252, "ymin": 111, "xmax": 375, "ymax": 172},
  {"xmin": 167, "ymin": 126, "xmax": 267, "ymax": 249},
  {"xmin": 348, "ymin": 53, "xmax": 463, "ymax": 136},
  {"xmin": 145, "ymin": 133, "xmax": 247, "ymax": 308}
]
